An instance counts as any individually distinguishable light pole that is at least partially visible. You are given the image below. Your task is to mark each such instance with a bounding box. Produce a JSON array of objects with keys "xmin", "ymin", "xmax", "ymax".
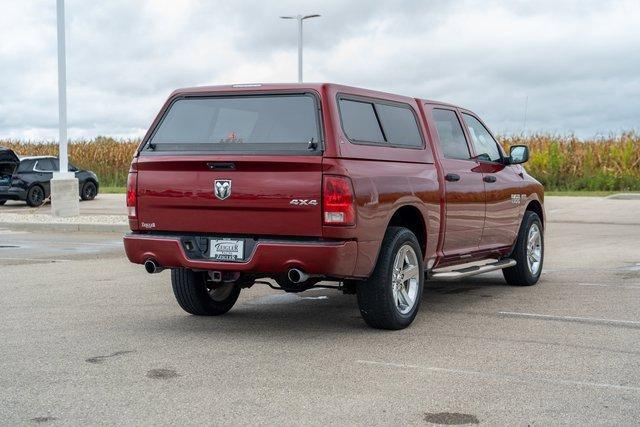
[
  {"xmin": 56, "ymin": 0, "xmax": 68, "ymax": 174},
  {"xmin": 52, "ymin": 0, "xmax": 79, "ymax": 216},
  {"xmin": 279, "ymin": 14, "xmax": 320, "ymax": 83}
]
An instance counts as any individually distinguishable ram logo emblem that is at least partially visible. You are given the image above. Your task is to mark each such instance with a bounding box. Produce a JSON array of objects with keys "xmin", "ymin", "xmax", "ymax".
[{"xmin": 214, "ymin": 180, "xmax": 232, "ymax": 200}]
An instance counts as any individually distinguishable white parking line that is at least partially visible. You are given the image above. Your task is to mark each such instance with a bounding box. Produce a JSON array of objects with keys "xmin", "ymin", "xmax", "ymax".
[
  {"xmin": 42, "ymin": 240, "xmax": 122, "ymax": 246},
  {"xmin": 498, "ymin": 311, "xmax": 640, "ymax": 327},
  {"xmin": 0, "ymin": 257, "xmax": 72, "ymax": 262},
  {"xmin": 0, "ymin": 229, "xmax": 28, "ymax": 234},
  {"xmin": 576, "ymin": 283, "xmax": 640, "ymax": 289},
  {"xmin": 20, "ymin": 241, "xmax": 123, "ymax": 247},
  {"xmin": 356, "ymin": 360, "xmax": 640, "ymax": 392}
]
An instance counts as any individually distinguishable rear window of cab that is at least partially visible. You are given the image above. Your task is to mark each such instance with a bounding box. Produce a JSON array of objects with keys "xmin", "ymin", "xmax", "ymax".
[{"xmin": 337, "ymin": 96, "xmax": 423, "ymax": 148}]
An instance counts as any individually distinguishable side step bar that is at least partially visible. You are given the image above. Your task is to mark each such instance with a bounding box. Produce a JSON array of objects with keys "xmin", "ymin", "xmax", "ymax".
[{"xmin": 429, "ymin": 259, "xmax": 516, "ymax": 281}]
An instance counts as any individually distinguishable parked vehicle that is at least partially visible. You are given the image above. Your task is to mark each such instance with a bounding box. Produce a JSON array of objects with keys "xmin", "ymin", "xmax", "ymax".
[
  {"xmin": 123, "ymin": 83, "xmax": 544, "ymax": 330},
  {"xmin": 0, "ymin": 149, "xmax": 99, "ymax": 206}
]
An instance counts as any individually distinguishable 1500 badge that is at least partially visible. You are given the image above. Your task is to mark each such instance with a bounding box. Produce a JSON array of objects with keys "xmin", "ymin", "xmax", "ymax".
[
  {"xmin": 511, "ymin": 194, "xmax": 527, "ymax": 204},
  {"xmin": 290, "ymin": 199, "xmax": 318, "ymax": 206}
]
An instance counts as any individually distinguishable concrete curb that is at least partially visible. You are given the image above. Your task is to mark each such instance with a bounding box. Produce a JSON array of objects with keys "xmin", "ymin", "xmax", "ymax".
[{"xmin": 0, "ymin": 221, "xmax": 129, "ymax": 233}]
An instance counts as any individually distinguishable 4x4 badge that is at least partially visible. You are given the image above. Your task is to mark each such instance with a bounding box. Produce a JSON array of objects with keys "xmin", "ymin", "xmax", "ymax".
[{"xmin": 214, "ymin": 179, "xmax": 232, "ymax": 200}]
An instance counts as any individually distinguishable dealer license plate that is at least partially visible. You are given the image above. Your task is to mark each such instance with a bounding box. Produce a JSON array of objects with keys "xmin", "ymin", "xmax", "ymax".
[{"xmin": 209, "ymin": 239, "xmax": 244, "ymax": 261}]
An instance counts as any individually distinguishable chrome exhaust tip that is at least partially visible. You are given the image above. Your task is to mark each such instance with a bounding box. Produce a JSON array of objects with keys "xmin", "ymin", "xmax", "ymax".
[
  {"xmin": 287, "ymin": 268, "xmax": 309, "ymax": 284},
  {"xmin": 144, "ymin": 259, "xmax": 164, "ymax": 274}
]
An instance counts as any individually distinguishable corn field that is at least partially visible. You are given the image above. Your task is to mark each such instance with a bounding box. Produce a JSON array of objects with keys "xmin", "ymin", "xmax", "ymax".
[
  {"xmin": 500, "ymin": 132, "xmax": 640, "ymax": 191},
  {"xmin": 1, "ymin": 137, "xmax": 139, "ymax": 188},
  {"xmin": 1, "ymin": 134, "xmax": 639, "ymax": 190}
]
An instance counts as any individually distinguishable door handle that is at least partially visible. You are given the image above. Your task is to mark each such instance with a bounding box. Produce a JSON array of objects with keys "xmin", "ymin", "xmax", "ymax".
[
  {"xmin": 445, "ymin": 173, "xmax": 460, "ymax": 182},
  {"xmin": 207, "ymin": 162, "xmax": 235, "ymax": 170},
  {"xmin": 483, "ymin": 175, "xmax": 497, "ymax": 183}
]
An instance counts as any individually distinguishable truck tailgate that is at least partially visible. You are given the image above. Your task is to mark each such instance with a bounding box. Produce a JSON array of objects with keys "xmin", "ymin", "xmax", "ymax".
[{"xmin": 136, "ymin": 155, "xmax": 323, "ymax": 237}]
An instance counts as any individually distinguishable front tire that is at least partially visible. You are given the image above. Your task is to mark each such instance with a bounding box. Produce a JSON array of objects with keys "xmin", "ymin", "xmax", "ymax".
[
  {"xmin": 503, "ymin": 211, "xmax": 544, "ymax": 286},
  {"xmin": 171, "ymin": 268, "xmax": 241, "ymax": 315},
  {"xmin": 0, "ymin": 200, "xmax": 6, "ymax": 206},
  {"xmin": 357, "ymin": 227, "xmax": 424, "ymax": 330},
  {"xmin": 81, "ymin": 181, "xmax": 97, "ymax": 201}
]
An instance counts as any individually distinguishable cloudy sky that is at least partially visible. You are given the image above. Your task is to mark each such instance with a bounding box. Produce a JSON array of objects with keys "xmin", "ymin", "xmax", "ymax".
[{"xmin": 1, "ymin": 0, "xmax": 638, "ymax": 140}]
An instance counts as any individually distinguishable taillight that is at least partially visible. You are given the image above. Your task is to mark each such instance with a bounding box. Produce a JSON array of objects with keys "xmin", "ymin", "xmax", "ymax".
[
  {"xmin": 126, "ymin": 172, "xmax": 137, "ymax": 217},
  {"xmin": 322, "ymin": 175, "xmax": 356, "ymax": 226}
]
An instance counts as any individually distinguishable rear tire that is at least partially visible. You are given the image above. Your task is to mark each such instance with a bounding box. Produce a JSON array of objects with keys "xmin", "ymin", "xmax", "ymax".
[
  {"xmin": 357, "ymin": 227, "xmax": 424, "ymax": 330},
  {"xmin": 26, "ymin": 185, "xmax": 45, "ymax": 207},
  {"xmin": 0, "ymin": 200, "xmax": 6, "ymax": 206},
  {"xmin": 171, "ymin": 268, "xmax": 241, "ymax": 315},
  {"xmin": 503, "ymin": 211, "xmax": 544, "ymax": 286}
]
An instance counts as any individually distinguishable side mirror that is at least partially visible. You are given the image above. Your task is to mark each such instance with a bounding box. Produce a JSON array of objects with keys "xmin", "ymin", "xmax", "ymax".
[{"xmin": 509, "ymin": 145, "xmax": 529, "ymax": 164}]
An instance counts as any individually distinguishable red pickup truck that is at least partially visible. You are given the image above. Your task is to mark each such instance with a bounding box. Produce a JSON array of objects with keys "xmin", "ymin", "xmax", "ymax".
[{"xmin": 124, "ymin": 83, "xmax": 544, "ymax": 330}]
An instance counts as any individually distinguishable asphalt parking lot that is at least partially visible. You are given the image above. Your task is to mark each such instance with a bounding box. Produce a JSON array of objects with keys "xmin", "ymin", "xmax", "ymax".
[
  {"xmin": 1, "ymin": 194, "xmax": 125, "ymax": 216},
  {"xmin": 1, "ymin": 197, "xmax": 639, "ymax": 425}
]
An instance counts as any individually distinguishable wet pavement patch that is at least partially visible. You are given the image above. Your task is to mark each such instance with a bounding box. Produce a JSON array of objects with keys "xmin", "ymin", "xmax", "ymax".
[
  {"xmin": 147, "ymin": 368, "xmax": 179, "ymax": 379},
  {"xmin": 85, "ymin": 350, "xmax": 135, "ymax": 364},
  {"xmin": 423, "ymin": 412, "xmax": 479, "ymax": 425},
  {"xmin": 617, "ymin": 263, "xmax": 640, "ymax": 272},
  {"xmin": 30, "ymin": 416, "xmax": 56, "ymax": 423}
]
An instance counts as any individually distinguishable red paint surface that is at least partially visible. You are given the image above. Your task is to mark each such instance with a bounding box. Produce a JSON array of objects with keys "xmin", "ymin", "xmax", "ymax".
[{"xmin": 123, "ymin": 235, "xmax": 357, "ymax": 277}]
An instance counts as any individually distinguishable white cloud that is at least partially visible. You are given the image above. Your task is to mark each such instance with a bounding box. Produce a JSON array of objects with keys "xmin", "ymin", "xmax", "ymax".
[{"xmin": 0, "ymin": 0, "xmax": 638, "ymax": 140}]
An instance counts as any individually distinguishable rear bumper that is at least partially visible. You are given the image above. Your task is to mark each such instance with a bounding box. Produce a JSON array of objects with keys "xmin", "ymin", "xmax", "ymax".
[
  {"xmin": 0, "ymin": 187, "xmax": 25, "ymax": 200},
  {"xmin": 123, "ymin": 233, "xmax": 358, "ymax": 278}
]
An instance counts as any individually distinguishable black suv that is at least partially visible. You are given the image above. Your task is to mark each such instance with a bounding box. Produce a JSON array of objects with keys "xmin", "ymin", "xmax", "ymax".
[{"xmin": 0, "ymin": 148, "xmax": 99, "ymax": 206}]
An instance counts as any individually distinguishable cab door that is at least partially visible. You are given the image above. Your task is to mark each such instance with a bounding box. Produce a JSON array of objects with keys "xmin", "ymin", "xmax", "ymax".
[
  {"xmin": 460, "ymin": 112, "xmax": 520, "ymax": 250},
  {"xmin": 33, "ymin": 158, "xmax": 56, "ymax": 195},
  {"xmin": 428, "ymin": 107, "xmax": 485, "ymax": 257}
]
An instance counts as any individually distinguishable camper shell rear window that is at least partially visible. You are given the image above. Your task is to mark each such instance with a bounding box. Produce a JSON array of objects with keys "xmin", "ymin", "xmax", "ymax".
[{"xmin": 144, "ymin": 93, "xmax": 323, "ymax": 154}]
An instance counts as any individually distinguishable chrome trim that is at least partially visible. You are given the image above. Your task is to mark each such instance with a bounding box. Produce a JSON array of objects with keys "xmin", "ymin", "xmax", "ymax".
[{"xmin": 430, "ymin": 259, "xmax": 516, "ymax": 280}]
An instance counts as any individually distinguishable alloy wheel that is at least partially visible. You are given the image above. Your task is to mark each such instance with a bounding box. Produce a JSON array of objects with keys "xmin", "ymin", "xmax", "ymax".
[
  {"xmin": 84, "ymin": 183, "xmax": 96, "ymax": 199},
  {"xmin": 391, "ymin": 244, "xmax": 420, "ymax": 315},
  {"xmin": 30, "ymin": 187, "xmax": 44, "ymax": 205},
  {"xmin": 526, "ymin": 223, "xmax": 542, "ymax": 276}
]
